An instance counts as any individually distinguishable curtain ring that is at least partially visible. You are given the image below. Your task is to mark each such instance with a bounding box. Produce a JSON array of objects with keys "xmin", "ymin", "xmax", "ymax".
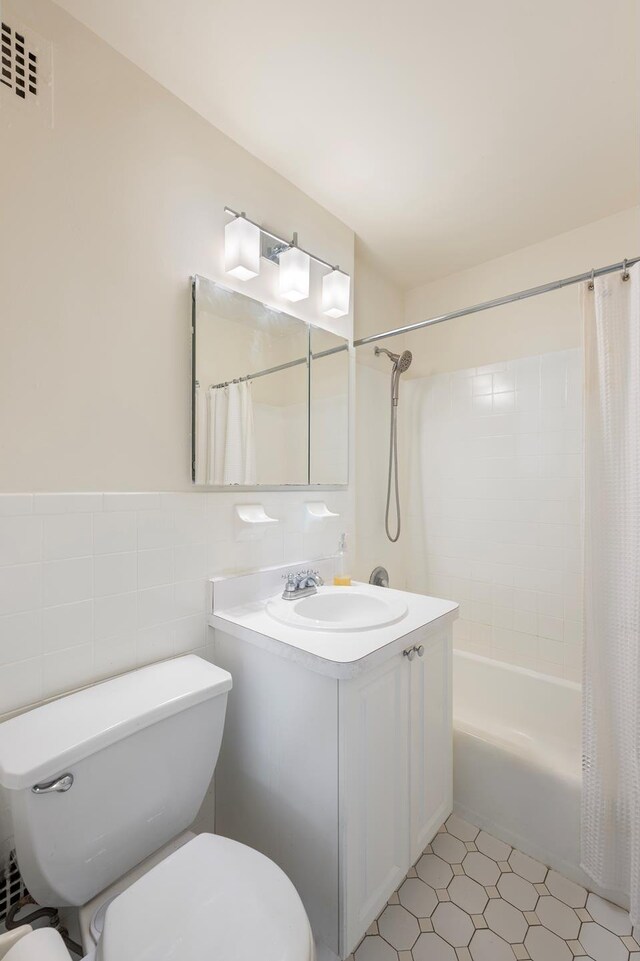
[
  {"xmin": 588, "ymin": 268, "xmax": 595, "ymax": 291},
  {"xmin": 621, "ymin": 258, "xmax": 630, "ymax": 281}
]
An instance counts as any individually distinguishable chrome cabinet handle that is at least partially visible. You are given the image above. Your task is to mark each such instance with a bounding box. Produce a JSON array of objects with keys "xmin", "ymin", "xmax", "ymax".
[
  {"xmin": 32, "ymin": 773, "xmax": 74, "ymax": 795},
  {"xmin": 403, "ymin": 644, "xmax": 425, "ymax": 660}
]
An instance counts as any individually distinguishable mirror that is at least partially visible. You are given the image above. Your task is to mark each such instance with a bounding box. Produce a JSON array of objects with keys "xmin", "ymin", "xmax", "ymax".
[
  {"xmin": 192, "ymin": 276, "xmax": 349, "ymax": 487},
  {"xmin": 309, "ymin": 326, "xmax": 349, "ymax": 485}
]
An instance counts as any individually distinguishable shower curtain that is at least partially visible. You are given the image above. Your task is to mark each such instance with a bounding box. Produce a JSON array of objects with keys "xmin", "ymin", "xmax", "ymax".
[
  {"xmin": 582, "ymin": 262, "xmax": 640, "ymax": 924},
  {"xmin": 197, "ymin": 381, "xmax": 256, "ymax": 486}
]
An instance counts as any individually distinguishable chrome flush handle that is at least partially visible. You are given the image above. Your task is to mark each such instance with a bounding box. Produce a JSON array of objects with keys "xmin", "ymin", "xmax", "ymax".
[{"xmin": 32, "ymin": 773, "xmax": 74, "ymax": 795}]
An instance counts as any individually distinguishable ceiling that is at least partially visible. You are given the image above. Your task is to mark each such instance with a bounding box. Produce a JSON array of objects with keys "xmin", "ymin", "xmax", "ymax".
[{"xmin": 54, "ymin": 0, "xmax": 639, "ymax": 289}]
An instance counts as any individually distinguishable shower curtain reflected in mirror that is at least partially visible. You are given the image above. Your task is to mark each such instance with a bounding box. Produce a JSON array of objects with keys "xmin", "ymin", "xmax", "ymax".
[
  {"xmin": 194, "ymin": 380, "xmax": 256, "ymax": 486},
  {"xmin": 582, "ymin": 262, "xmax": 640, "ymax": 925}
]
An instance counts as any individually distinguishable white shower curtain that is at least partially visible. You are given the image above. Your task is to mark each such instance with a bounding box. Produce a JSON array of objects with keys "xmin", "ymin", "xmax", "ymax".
[
  {"xmin": 198, "ymin": 381, "xmax": 256, "ymax": 486},
  {"xmin": 582, "ymin": 262, "xmax": 640, "ymax": 924}
]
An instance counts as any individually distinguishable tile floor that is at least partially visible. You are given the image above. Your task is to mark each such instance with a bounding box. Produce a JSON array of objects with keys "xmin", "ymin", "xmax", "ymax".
[{"xmin": 350, "ymin": 814, "xmax": 638, "ymax": 961}]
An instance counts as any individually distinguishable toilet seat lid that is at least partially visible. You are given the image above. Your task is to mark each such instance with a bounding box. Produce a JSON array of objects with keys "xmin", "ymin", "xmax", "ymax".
[{"xmin": 98, "ymin": 834, "xmax": 313, "ymax": 961}]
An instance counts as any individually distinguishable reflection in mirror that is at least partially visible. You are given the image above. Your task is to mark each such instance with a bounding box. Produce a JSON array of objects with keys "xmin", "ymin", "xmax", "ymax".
[
  {"xmin": 309, "ymin": 327, "xmax": 349, "ymax": 485},
  {"xmin": 193, "ymin": 276, "xmax": 308, "ymax": 486}
]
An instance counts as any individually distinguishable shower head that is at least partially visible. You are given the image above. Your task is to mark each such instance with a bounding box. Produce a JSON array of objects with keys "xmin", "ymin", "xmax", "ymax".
[
  {"xmin": 375, "ymin": 345, "xmax": 413, "ymax": 405},
  {"xmin": 374, "ymin": 346, "xmax": 412, "ymax": 372},
  {"xmin": 396, "ymin": 350, "xmax": 412, "ymax": 373}
]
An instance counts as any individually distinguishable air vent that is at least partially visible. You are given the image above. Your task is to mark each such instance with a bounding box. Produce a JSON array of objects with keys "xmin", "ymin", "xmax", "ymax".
[
  {"xmin": 0, "ymin": 5, "xmax": 52, "ymax": 127},
  {"xmin": 0, "ymin": 849, "xmax": 27, "ymax": 924},
  {"xmin": 1, "ymin": 20, "xmax": 38, "ymax": 99}
]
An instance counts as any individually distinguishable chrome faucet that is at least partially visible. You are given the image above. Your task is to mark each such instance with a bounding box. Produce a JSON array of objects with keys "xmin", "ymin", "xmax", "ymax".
[{"xmin": 282, "ymin": 569, "xmax": 324, "ymax": 600}]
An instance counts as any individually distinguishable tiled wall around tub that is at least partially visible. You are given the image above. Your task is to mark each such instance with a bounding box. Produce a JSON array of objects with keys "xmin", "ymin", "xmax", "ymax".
[
  {"xmin": 0, "ymin": 490, "xmax": 351, "ymax": 716},
  {"xmin": 403, "ymin": 348, "xmax": 583, "ymax": 681}
]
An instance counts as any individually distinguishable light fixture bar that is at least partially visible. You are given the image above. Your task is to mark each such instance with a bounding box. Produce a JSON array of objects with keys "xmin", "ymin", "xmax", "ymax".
[{"xmin": 224, "ymin": 205, "xmax": 347, "ymax": 277}]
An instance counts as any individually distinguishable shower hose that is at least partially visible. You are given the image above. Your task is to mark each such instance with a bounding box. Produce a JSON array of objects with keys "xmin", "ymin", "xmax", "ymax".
[{"xmin": 385, "ymin": 376, "xmax": 401, "ymax": 543}]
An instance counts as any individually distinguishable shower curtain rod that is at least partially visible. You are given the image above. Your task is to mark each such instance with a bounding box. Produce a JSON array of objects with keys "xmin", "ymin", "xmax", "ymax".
[
  {"xmin": 353, "ymin": 256, "xmax": 640, "ymax": 347},
  {"xmin": 208, "ymin": 343, "xmax": 348, "ymax": 390},
  {"xmin": 209, "ymin": 356, "xmax": 305, "ymax": 390}
]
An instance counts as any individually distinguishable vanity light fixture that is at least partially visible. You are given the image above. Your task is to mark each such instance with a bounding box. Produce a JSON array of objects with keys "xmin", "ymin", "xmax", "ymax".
[
  {"xmin": 224, "ymin": 213, "xmax": 261, "ymax": 281},
  {"xmin": 322, "ymin": 268, "xmax": 351, "ymax": 318},
  {"xmin": 223, "ymin": 206, "xmax": 351, "ymax": 314},
  {"xmin": 279, "ymin": 235, "xmax": 311, "ymax": 303}
]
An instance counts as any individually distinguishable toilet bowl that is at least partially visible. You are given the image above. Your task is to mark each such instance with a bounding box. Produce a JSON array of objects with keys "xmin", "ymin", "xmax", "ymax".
[
  {"xmin": 3, "ymin": 835, "xmax": 315, "ymax": 961},
  {"xmin": 0, "ymin": 657, "xmax": 315, "ymax": 961},
  {"xmin": 3, "ymin": 929, "xmax": 71, "ymax": 961},
  {"xmin": 98, "ymin": 833, "xmax": 314, "ymax": 960}
]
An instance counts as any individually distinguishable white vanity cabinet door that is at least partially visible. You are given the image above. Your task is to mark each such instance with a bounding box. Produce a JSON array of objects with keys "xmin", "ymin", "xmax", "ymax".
[
  {"xmin": 409, "ymin": 626, "xmax": 453, "ymax": 862},
  {"xmin": 340, "ymin": 652, "xmax": 411, "ymax": 956}
]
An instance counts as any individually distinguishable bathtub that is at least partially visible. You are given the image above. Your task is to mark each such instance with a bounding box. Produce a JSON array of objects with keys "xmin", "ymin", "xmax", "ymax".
[{"xmin": 453, "ymin": 650, "xmax": 584, "ymax": 884}]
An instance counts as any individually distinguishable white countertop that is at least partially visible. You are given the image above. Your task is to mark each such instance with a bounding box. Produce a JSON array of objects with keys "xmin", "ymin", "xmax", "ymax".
[{"xmin": 209, "ymin": 583, "xmax": 458, "ymax": 679}]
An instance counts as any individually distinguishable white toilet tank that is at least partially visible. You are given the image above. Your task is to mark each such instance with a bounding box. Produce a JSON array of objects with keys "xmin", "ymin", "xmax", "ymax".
[{"xmin": 0, "ymin": 655, "xmax": 232, "ymax": 907}]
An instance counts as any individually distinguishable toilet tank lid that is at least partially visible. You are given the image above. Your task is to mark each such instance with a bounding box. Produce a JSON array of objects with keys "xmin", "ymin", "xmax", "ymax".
[{"xmin": 0, "ymin": 656, "xmax": 232, "ymax": 790}]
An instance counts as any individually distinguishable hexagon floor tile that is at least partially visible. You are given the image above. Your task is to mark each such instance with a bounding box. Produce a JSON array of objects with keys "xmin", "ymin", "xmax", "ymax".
[
  {"xmin": 469, "ymin": 929, "xmax": 514, "ymax": 961},
  {"xmin": 412, "ymin": 933, "xmax": 456, "ymax": 961},
  {"xmin": 449, "ymin": 875, "xmax": 489, "ymax": 915},
  {"xmin": 416, "ymin": 854, "xmax": 454, "ymax": 890},
  {"xmin": 398, "ymin": 878, "xmax": 438, "ymax": 919},
  {"xmin": 378, "ymin": 905, "xmax": 420, "ymax": 951},
  {"xmin": 484, "ymin": 897, "xmax": 528, "ymax": 944},
  {"xmin": 586, "ymin": 893, "xmax": 633, "ymax": 937},
  {"xmin": 432, "ymin": 902, "xmax": 474, "ymax": 947},
  {"xmin": 497, "ymin": 871, "xmax": 539, "ymax": 911},
  {"xmin": 525, "ymin": 924, "xmax": 573, "ymax": 961},
  {"xmin": 432, "ymin": 832, "xmax": 467, "ymax": 865},
  {"xmin": 508, "ymin": 849, "xmax": 548, "ymax": 884},
  {"xmin": 463, "ymin": 851, "xmax": 500, "ymax": 887},
  {"xmin": 355, "ymin": 815, "xmax": 634, "ymax": 961},
  {"xmin": 580, "ymin": 921, "xmax": 629, "ymax": 961},
  {"xmin": 536, "ymin": 895, "xmax": 581, "ymax": 940},
  {"xmin": 476, "ymin": 830, "xmax": 511, "ymax": 863},
  {"xmin": 354, "ymin": 934, "xmax": 398, "ymax": 961}
]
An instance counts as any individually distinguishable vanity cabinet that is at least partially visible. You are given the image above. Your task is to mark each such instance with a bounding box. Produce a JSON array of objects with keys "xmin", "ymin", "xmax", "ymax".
[
  {"xmin": 213, "ymin": 617, "xmax": 453, "ymax": 960},
  {"xmin": 340, "ymin": 625, "xmax": 452, "ymax": 952}
]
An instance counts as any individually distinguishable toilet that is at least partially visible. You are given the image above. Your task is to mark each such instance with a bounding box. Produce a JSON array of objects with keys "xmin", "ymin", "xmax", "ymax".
[{"xmin": 0, "ymin": 655, "xmax": 315, "ymax": 960}]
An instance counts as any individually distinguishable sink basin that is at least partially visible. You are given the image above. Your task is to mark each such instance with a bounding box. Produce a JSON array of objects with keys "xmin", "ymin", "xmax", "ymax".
[{"xmin": 266, "ymin": 585, "xmax": 408, "ymax": 632}]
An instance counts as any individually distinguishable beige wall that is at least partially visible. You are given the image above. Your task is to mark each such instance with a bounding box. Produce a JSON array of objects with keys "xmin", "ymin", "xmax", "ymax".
[
  {"xmin": 0, "ymin": 0, "xmax": 354, "ymax": 493},
  {"xmin": 353, "ymin": 242, "xmax": 408, "ymax": 587},
  {"xmin": 354, "ymin": 242, "xmax": 405, "ymax": 353},
  {"xmin": 356, "ymin": 206, "xmax": 639, "ymax": 378}
]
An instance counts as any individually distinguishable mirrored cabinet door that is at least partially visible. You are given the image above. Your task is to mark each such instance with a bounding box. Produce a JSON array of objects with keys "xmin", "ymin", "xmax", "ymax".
[
  {"xmin": 309, "ymin": 326, "xmax": 349, "ymax": 486},
  {"xmin": 192, "ymin": 276, "xmax": 349, "ymax": 488}
]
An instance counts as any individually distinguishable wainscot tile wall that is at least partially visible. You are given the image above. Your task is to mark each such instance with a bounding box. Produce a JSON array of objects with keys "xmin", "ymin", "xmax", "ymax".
[
  {"xmin": 404, "ymin": 349, "xmax": 583, "ymax": 681},
  {"xmin": 0, "ymin": 490, "xmax": 351, "ymax": 717}
]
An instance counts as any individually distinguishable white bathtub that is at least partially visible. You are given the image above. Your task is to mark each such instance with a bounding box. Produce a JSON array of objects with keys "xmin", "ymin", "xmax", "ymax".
[{"xmin": 453, "ymin": 650, "xmax": 585, "ymax": 884}]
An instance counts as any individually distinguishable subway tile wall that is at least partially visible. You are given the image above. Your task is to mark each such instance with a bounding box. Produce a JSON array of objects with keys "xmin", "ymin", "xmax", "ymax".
[
  {"xmin": 0, "ymin": 490, "xmax": 350, "ymax": 716},
  {"xmin": 404, "ymin": 348, "xmax": 583, "ymax": 681}
]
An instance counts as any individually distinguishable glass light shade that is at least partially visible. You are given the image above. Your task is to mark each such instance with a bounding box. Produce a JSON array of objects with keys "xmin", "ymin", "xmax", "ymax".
[
  {"xmin": 279, "ymin": 246, "xmax": 310, "ymax": 302},
  {"xmin": 224, "ymin": 216, "xmax": 261, "ymax": 281},
  {"xmin": 322, "ymin": 269, "xmax": 351, "ymax": 318}
]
